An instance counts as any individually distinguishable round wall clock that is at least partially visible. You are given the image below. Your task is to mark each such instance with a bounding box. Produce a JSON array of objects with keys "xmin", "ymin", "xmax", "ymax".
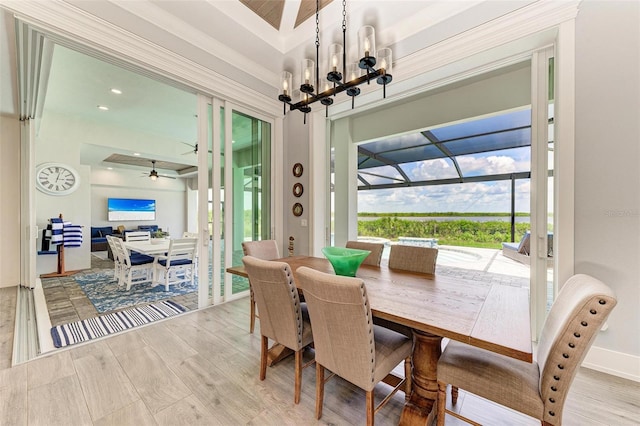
[
  {"xmin": 293, "ymin": 183, "xmax": 304, "ymax": 197},
  {"xmin": 292, "ymin": 203, "xmax": 303, "ymax": 217},
  {"xmin": 36, "ymin": 162, "xmax": 81, "ymax": 196},
  {"xmin": 292, "ymin": 163, "xmax": 304, "ymax": 177}
]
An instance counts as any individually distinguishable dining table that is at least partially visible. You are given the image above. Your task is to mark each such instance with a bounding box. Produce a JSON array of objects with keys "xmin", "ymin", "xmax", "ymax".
[
  {"xmin": 123, "ymin": 239, "xmax": 170, "ymax": 256},
  {"xmin": 227, "ymin": 255, "xmax": 532, "ymax": 426}
]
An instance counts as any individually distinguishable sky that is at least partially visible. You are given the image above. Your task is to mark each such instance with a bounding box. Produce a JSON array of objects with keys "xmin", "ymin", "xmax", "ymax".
[
  {"xmin": 357, "ymin": 146, "xmax": 533, "ymax": 214},
  {"xmin": 354, "ymin": 107, "xmax": 553, "ymax": 214}
]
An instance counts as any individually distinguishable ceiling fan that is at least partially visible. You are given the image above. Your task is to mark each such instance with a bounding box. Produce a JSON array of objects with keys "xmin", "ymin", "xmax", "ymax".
[
  {"xmin": 181, "ymin": 141, "xmax": 213, "ymax": 155},
  {"xmin": 145, "ymin": 160, "xmax": 176, "ymax": 180}
]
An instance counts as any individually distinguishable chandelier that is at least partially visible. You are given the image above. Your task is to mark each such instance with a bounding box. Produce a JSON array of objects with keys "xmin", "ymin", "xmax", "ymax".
[{"xmin": 278, "ymin": 0, "xmax": 392, "ymax": 123}]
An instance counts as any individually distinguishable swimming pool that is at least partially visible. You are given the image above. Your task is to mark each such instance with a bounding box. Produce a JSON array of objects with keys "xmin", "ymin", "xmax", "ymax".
[{"xmin": 380, "ymin": 245, "xmax": 481, "ymax": 266}]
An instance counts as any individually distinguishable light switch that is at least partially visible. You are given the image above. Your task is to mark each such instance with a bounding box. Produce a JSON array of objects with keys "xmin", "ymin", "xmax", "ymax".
[{"xmin": 301, "ymin": 219, "xmax": 308, "ymax": 227}]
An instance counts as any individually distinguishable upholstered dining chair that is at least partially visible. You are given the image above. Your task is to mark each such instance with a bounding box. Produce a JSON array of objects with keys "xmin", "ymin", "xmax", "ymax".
[
  {"xmin": 154, "ymin": 238, "xmax": 198, "ymax": 291},
  {"xmin": 242, "ymin": 240, "xmax": 280, "ymax": 333},
  {"xmin": 113, "ymin": 238, "xmax": 155, "ymax": 290},
  {"xmin": 242, "ymin": 255, "xmax": 314, "ymax": 404},
  {"xmin": 346, "ymin": 241, "xmax": 385, "ymax": 267},
  {"xmin": 297, "ymin": 266, "xmax": 413, "ymax": 426},
  {"xmin": 436, "ymin": 274, "xmax": 617, "ymax": 426},
  {"xmin": 388, "ymin": 244, "xmax": 438, "ymax": 274}
]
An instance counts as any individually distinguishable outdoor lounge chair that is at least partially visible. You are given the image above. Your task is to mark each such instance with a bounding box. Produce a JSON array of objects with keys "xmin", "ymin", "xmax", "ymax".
[{"xmin": 502, "ymin": 231, "xmax": 553, "ymax": 266}]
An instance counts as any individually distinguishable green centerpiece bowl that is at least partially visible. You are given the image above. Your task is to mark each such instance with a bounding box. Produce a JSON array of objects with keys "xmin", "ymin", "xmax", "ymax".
[{"xmin": 322, "ymin": 247, "xmax": 371, "ymax": 277}]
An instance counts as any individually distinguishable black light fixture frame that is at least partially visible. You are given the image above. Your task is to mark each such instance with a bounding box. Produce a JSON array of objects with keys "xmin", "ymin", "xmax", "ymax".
[{"xmin": 278, "ymin": 0, "xmax": 392, "ymax": 120}]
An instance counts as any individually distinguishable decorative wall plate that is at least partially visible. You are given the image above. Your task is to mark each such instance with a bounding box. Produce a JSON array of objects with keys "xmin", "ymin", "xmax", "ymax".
[
  {"xmin": 292, "ymin": 162, "xmax": 303, "ymax": 177},
  {"xmin": 292, "ymin": 203, "xmax": 303, "ymax": 217},
  {"xmin": 293, "ymin": 182, "xmax": 303, "ymax": 197}
]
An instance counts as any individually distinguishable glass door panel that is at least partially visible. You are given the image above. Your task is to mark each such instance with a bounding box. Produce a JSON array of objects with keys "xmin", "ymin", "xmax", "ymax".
[{"xmin": 222, "ymin": 106, "xmax": 273, "ymax": 300}]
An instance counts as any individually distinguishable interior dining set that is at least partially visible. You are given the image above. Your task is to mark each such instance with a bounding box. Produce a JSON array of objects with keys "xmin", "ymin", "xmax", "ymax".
[
  {"xmin": 236, "ymin": 239, "xmax": 617, "ymax": 426},
  {"xmin": 105, "ymin": 231, "xmax": 199, "ymax": 292}
]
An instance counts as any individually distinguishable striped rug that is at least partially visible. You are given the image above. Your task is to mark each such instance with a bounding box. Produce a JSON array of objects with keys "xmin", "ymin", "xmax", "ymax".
[{"xmin": 51, "ymin": 300, "xmax": 186, "ymax": 348}]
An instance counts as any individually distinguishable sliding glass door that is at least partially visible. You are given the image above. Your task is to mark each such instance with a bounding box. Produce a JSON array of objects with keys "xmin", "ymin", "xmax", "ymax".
[{"xmin": 201, "ymin": 100, "xmax": 273, "ymax": 305}]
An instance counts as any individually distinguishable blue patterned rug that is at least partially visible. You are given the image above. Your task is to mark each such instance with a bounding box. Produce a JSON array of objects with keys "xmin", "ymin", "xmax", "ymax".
[
  {"xmin": 51, "ymin": 300, "xmax": 186, "ymax": 348},
  {"xmin": 74, "ymin": 270, "xmax": 197, "ymax": 313}
]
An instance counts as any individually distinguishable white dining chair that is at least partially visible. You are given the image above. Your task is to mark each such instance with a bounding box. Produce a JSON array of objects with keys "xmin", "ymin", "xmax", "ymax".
[
  {"xmin": 182, "ymin": 232, "xmax": 199, "ymax": 277},
  {"xmin": 114, "ymin": 237, "xmax": 155, "ymax": 290},
  {"xmin": 105, "ymin": 235, "xmax": 123, "ymax": 281},
  {"xmin": 125, "ymin": 230, "xmax": 151, "ymax": 242},
  {"xmin": 154, "ymin": 238, "xmax": 198, "ymax": 291}
]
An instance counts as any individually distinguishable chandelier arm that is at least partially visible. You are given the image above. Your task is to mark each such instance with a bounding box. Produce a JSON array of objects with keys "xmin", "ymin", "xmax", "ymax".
[{"xmin": 289, "ymin": 69, "xmax": 384, "ymax": 110}]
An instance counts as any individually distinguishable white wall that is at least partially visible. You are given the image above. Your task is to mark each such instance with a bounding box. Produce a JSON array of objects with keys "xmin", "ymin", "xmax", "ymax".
[
  {"xmin": 349, "ymin": 63, "xmax": 532, "ymax": 144},
  {"xmin": 0, "ymin": 115, "xmax": 20, "ymax": 288},
  {"xmin": 283, "ymin": 114, "xmax": 311, "ymax": 256},
  {"xmin": 574, "ymin": 0, "xmax": 640, "ymax": 367},
  {"xmin": 34, "ymin": 109, "xmax": 189, "ymax": 273}
]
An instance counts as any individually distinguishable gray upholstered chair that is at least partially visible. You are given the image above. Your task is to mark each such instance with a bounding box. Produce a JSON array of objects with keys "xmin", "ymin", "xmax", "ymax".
[
  {"xmin": 388, "ymin": 244, "xmax": 438, "ymax": 274},
  {"xmin": 346, "ymin": 240, "xmax": 385, "ymax": 267},
  {"xmin": 242, "ymin": 255, "xmax": 314, "ymax": 404},
  {"xmin": 242, "ymin": 240, "xmax": 280, "ymax": 333},
  {"xmin": 297, "ymin": 266, "xmax": 412, "ymax": 425},
  {"xmin": 436, "ymin": 274, "xmax": 617, "ymax": 426}
]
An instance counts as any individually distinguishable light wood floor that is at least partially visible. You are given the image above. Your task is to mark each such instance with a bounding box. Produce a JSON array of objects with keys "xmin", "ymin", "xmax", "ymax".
[{"xmin": 1, "ymin": 290, "xmax": 638, "ymax": 425}]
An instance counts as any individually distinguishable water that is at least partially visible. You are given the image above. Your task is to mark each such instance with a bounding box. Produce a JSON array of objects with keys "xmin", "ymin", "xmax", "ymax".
[{"xmin": 359, "ymin": 216, "xmax": 531, "ymax": 223}]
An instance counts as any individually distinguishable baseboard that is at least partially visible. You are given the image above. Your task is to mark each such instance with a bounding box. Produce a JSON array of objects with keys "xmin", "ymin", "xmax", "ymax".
[
  {"xmin": 33, "ymin": 278, "xmax": 55, "ymax": 354},
  {"xmin": 582, "ymin": 345, "xmax": 640, "ymax": 382}
]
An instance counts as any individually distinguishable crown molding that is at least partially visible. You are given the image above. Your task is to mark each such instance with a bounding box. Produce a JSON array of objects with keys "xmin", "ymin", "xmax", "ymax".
[
  {"xmin": 1, "ymin": 0, "xmax": 282, "ymax": 116},
  {"xmin": 112, "ymin": 0, "xmax": 280, "ymax": 88},
  {"xmin": 398, "ymin": 0, "xmax": 579, "ymax": 79}
]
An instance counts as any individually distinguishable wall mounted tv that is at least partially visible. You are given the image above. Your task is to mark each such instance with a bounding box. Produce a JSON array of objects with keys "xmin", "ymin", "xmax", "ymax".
[{"xmin": 108, "ymin": 198, "xmax": 156, "ymax": 221}]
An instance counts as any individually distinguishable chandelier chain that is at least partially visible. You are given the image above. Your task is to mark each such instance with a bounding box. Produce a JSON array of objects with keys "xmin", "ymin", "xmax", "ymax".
[
  {"xmin": 315, "ymin": 0, "xmax": 320, "ymax": 48},
  {"xmin": 342, "ymin": 0, "xmax": 346, "ymax": 31}
]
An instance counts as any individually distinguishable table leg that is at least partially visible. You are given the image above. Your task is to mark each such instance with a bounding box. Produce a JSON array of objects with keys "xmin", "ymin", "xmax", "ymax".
[
  {"xmin": 399, "ymin": 330, "xmax": 442, "ymax": 426},
  {"xmin": 267, "ymin": 343, "xmax": 294, "ymax": 366}
]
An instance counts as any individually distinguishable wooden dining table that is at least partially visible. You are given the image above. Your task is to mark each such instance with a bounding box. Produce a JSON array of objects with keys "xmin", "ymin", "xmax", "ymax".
[{"xmin": 227, "ymin": 255, "xmax": 532, "ymax": 425}]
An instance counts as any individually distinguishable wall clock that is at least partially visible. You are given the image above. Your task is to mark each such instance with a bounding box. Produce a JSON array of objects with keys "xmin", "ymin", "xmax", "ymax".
[
  {"xmin": 293, "ymin": 183, "xmax": 304, "ymax": 197},
  {"xmin": 292, "ymin": 203, "xmax": 303, "ymax": 217},
  {"xmin": 36, "ymin": 162, "xmax": 81, "ymax": 196}
]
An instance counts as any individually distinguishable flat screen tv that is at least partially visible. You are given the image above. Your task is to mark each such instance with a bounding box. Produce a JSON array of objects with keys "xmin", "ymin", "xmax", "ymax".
[{"xmin": 108, "ymin": 198, "xmax": 156, "ymax": 221}]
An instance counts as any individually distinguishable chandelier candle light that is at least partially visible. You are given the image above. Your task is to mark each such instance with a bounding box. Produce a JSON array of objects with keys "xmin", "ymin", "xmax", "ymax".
[{"xmin": 278, "ymin": 0, "xmax": 392, "ymax": 122}]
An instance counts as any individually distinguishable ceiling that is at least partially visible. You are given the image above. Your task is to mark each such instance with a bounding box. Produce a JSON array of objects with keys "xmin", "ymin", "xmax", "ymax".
[{"xmin": 0, "ymin": 1, "xmax": 537, "ymax": 176}]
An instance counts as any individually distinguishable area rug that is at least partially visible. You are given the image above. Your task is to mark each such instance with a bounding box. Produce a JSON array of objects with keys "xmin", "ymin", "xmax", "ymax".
[
  {"xmin": 74, "ymin": 269, "xmax": 197, "ymax": 313},
  {"xmin": 51, "ymin": 300, "xmax": 186, "ymax": 348}
]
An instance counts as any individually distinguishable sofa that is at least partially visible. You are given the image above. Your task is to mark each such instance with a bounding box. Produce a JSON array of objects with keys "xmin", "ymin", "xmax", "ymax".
[{"xmin": 90, "ymin": 226, "xmax": 114, "ymax": 252}]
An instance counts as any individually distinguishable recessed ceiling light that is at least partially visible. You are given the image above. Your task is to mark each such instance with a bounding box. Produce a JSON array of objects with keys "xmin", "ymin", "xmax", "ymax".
[
  {"xmin": 97, "ymin": 105, "xmax": 109, "ymax": 111},
  {"xmin": 107, "ymin": 167, "xmax": 113, "ymax": 170},
  {"xmin": 110, "ymin": 88, "xmax": 122, "ymax": 95},
  {"xmin": 133, "ymin": 153, "xmax": 141, "ymax": 156}
]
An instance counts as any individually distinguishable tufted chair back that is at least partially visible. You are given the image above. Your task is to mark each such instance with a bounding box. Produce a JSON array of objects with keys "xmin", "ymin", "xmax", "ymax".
[
  {"xmin": 242, "ymin": 255, "xmax": 310, "ymax": 351},
  {"xmin": 388, "ymin": 244, "xmax": 438, "ymax": 274},
  {"xmin": 242, "ymin": 239, "xmax": 280, "ymax": 260},
  {"xmin": 298, "ymin": 266, "xmax": 377, "ymax": 390},
  {"xmin": 346, "ymin": 241, "xmax": 385, "ymax": 267},
  {"xmin": 536, "ymin": 274, "xmax": 617, "ymax": 424}
]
